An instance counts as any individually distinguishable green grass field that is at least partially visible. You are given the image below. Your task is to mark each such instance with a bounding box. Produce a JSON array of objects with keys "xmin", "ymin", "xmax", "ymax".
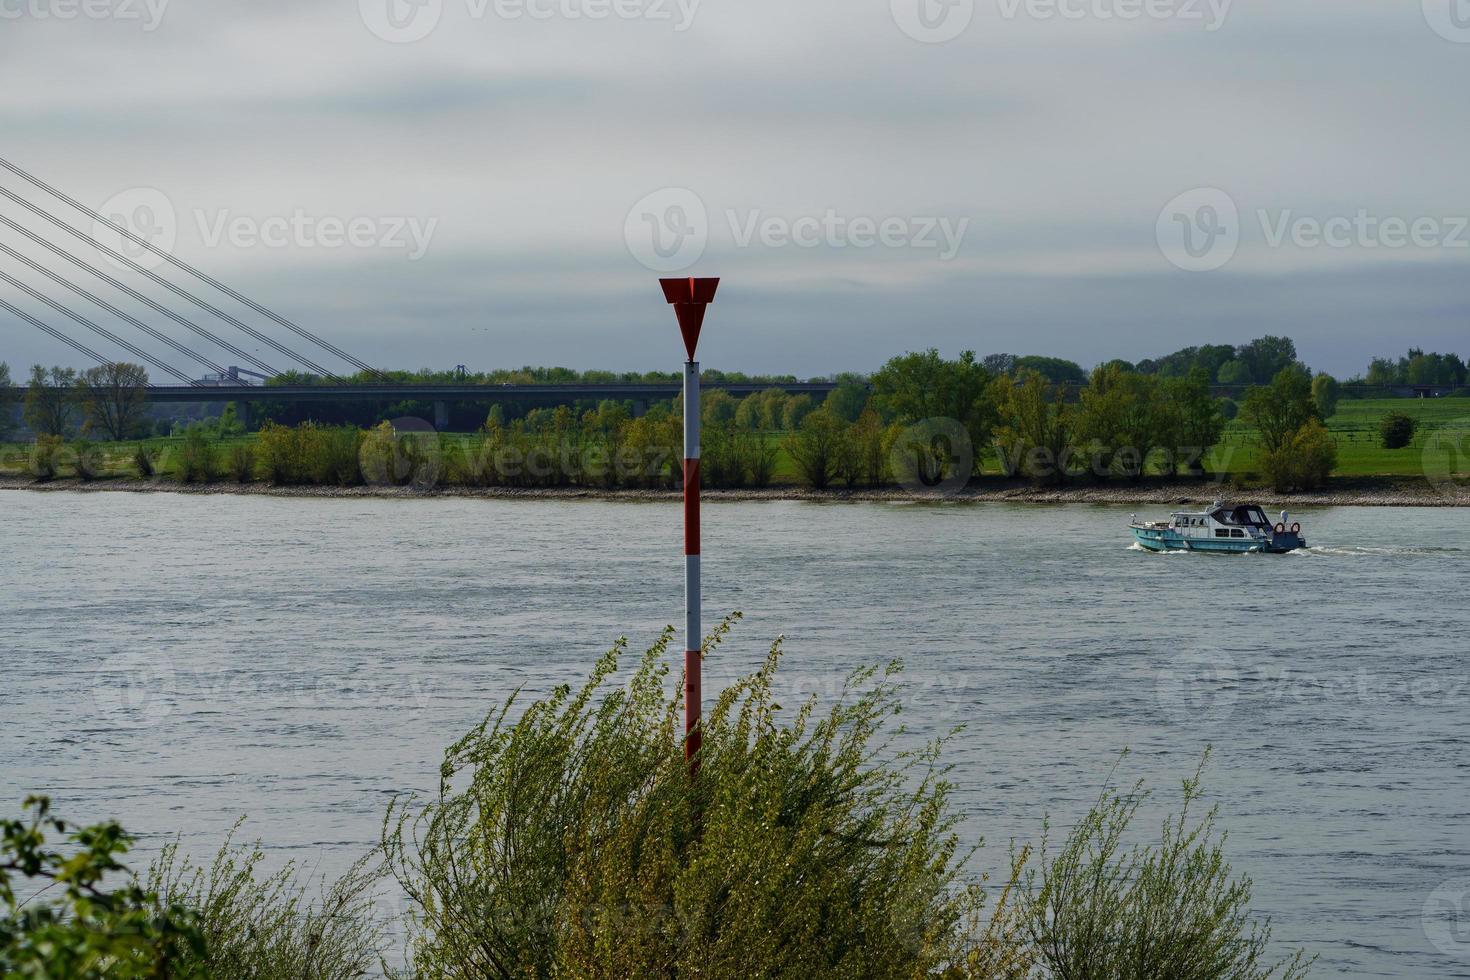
[{"xmin": 3, "ymin": 398, "xmax": 1466, "ymax": 484}]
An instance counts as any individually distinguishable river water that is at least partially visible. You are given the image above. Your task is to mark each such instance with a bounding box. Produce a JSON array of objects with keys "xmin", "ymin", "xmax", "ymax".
[{"xmin": 1, "ymin": 491, "xmax": 1467, "ymax": 977}]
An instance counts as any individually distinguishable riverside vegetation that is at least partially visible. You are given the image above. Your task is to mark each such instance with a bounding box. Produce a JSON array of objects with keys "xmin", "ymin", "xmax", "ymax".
[
  {"xmin": 4, "ymin": 339, "xmax": 1465, "ymax": 495},
  {"xmin": 7, "ymin": 363, "xmax": 1436, "ymax": 495},
  {"xmin": 2, "ymin": 621, "xmax": 1312, "ymax": 979}
]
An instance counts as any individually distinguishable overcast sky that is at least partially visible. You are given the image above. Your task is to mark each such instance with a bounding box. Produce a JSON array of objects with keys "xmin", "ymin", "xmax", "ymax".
[{"xmin": 0, "ymin": 0, "xmax": 1465, "ymax": 380}]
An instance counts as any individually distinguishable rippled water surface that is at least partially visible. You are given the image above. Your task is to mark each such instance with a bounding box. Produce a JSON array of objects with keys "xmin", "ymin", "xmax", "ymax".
[{"xmin": 2, "ymin": 491, "xmax": 1468, "ymax": 977}]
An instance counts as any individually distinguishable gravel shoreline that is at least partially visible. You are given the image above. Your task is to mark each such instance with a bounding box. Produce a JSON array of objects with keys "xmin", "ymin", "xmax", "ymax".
[{"xmin": 2, "ymin": 476, "xmax": 1464, "ymax": 507}]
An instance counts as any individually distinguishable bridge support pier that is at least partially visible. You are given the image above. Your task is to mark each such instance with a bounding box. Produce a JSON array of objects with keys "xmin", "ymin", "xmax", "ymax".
[
  {"xmin": 237, "ymin": 400, "xmax": 251, "ymax": 432},
  {"xmin": 433, "ymin": 400, "xmax": 449, "ymax": 431},
  {"xmin": 631, "ymin": 399, "xmax": 648, "ymax": 418}
]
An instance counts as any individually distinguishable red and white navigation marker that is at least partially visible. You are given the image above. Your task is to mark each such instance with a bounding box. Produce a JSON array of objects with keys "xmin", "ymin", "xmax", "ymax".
[{"xmin": 659, "ymin": 276, "xmax": 719, "ymax": 772}]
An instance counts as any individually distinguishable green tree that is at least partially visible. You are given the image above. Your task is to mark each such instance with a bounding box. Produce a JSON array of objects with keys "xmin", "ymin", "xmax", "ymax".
[
  {"xmin": 1311, "ymin": 373, "xmax": 1340, "ymax": 419},
  {"xmin": 0, "ymin": 361, "xmax": 13, "ymax": 440},
  {"xmin": 992, "ymin": 370, "xmax": 1076, "ymax": 486},
  {"xmin": 23, "ymin": 365, "xmax": 78, "ymax": 437},
  {"xmin": 701, "ymin": 388, "xmax": 738, "ymax": 427},
  {"xmin": 781, "ymin": 393, "xmax": 815, "ymax": 431},
  {"xmin": 1260, "ymin": 419, "xmax": 1337, "ymax": 492},
  {"xmin": 1216, "ymin": 360, "xmax": 1251, "ymax": 386},
  {"xmin": 785, "ymin": 406, "xmax": 846, "ymax": 488},
  {"xmin": 823, "ymin": 374, "xmax": 870, "ymax": 422},
  {"xmin": 1077, "ymin": 363, "xmax": 1161, "ymax": 480},
  {"xmin": 1236, "ymin": 335, "xmax": 1300, "ymax": 384},
  {"xmin": 1242, "ymin": 368, "xmax": 1318, "ymax": 455},
  {"xmin": 872, "ymin": 349, "xmax": 994, "ymax": 465},
  {"xmin": 1013, "ymin": 355, "xmax": 1086, "ymax": 385},
  {"xmin": 1, "ymin": 796, "xmax": 207, "ymax": 978},
  {"xmin": 1162, "ymin": 368, "xmax": 1226, "ymax": 475},
  {"xmin": 1379, "ymin": 411, "xmax": 1418, "ymax": 449},
  {"xmin": 76, "ymin": 362, "xmax": 150, "ymax": 441}
]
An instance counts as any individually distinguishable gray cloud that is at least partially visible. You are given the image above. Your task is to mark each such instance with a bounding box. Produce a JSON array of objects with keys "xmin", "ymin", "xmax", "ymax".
[{"xmin": 0, "ymin": 0, "xmax": 1465, "ymax": 378}]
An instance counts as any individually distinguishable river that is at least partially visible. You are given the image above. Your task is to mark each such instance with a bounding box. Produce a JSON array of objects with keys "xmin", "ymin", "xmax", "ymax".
[{"xmin": 2, "ymin": 491, "xmax": 1467, "ymax": 977}]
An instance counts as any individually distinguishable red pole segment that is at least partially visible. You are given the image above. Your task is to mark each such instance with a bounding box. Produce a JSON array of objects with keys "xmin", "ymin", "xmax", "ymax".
[{"xmin": 683, "ymin": 359, "xmax": 702, "ymax": 767}]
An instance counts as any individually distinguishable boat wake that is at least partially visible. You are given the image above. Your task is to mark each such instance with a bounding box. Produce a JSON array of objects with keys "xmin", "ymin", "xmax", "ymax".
[{"xmin": 1293, "ymin": 545, "xmax": 1463, "ymax": 558}]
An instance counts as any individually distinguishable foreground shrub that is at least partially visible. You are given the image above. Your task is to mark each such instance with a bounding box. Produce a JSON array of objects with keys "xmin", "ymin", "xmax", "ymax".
[
  {"xmin": 384, "ymin": 618, "xmax": 980, "ymax": 977},
  {"xmin": 384, "ymin": 622, "xmax": 1312, "ymax": 979},
  {"xmin": 1, "ymin": 796, "xmax": 205, "ymax": 978},
  {"xmin": 29, "ymin": 434, "xmax": 63, "ymax": 481},
  {"xmin": 72, "ymin": 440, "xmax": 106, "ymax": 480},
  {"xmin": 145, "ymin": 826, "xmax": 387, "ymax": 979},
  {"xmin": 174, "ymin": 426, "xmax": 217, "ymax": 484},
  {"xmin": 1379, "ymin": 411, "xmax": 1418, "ymax": 449},
  {"xmin": 133, "ymin": 442, "xmax": 157, "ymax": 478},
  {"xmin": 227, "ymin": 443, "xmax": 256, "ymax": 483},
  {"xmin": 1017, "ymin": 753, "xmax": 1312, "ymax": 980}
]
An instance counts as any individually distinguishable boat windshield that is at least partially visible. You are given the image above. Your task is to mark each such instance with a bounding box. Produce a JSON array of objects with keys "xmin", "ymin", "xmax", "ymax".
[{"xmin": 1232, "ymin": 506, "xmax": 1270, "ymax": 527}]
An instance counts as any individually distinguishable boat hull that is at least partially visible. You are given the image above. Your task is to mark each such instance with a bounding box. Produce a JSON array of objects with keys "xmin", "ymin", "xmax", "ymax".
[{"xmin": 1131, "ymin": 526, "xmax": 1306, "ymax": 554}]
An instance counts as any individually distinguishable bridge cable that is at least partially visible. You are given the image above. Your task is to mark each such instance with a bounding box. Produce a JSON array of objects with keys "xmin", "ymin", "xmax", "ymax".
[
  {"xmin": 0, "ymin": 156, "xmax": 386, "ymax": 381},
  {"xmin": 0, "ymin": 184, "xmax": 341, "ymax": 380},
  {"xmin": 0, "ymin": 297, "xmax": 118, "ymax": 373},
  {"xmin": 0, "ymin": 241, "xmax": 232, "ymax": 378},
  {"xmin": 0, "ymin": 270, "xmax": 198, "ymax": 385},
  {"xmin": 0, "ymin": 213, "xmax": 281, "ymax": 379}
]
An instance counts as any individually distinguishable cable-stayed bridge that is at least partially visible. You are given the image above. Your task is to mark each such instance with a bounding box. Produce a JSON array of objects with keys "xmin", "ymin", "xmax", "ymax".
[{"xmin": 0, "ymin": 156, "xmax": 386, "ymax": 386}]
